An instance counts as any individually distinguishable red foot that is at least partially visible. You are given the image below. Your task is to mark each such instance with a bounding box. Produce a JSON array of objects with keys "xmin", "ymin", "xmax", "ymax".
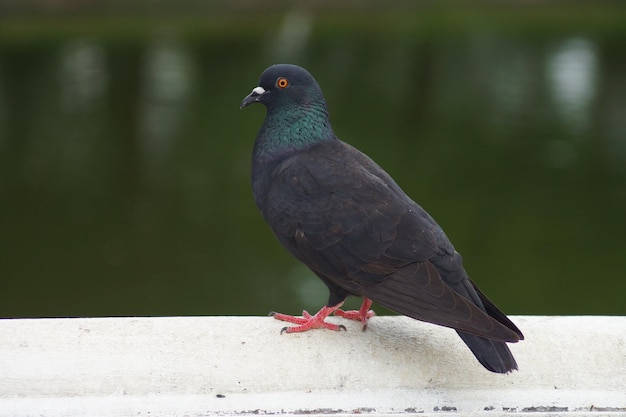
[
  {"xmin": 270, "ymin": 305, "xmax": 346, "ymax": 334},
  {"xmin": 334, "ymin": 298, "xmax": 376, "ymax": 330}
]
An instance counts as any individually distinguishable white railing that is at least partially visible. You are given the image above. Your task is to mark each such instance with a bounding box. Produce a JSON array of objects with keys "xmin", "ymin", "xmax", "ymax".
[{"xmin": 1, "ymin": 316, "xmax": 625, "ymax": 416}]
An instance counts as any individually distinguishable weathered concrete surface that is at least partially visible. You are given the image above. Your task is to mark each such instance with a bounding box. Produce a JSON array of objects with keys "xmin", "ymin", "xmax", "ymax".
[{"xmin": 0, "ymin": 316, "xmax": 625, "ymax": 416}]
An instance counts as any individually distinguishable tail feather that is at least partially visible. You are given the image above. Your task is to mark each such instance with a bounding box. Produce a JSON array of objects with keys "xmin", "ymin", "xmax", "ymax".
[{"xmin": 456, "ymin": 330, "xmax": 518, "ymax": 373}]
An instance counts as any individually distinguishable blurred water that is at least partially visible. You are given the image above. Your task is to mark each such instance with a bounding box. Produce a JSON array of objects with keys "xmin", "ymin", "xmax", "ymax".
[{"xmin": 1, "ymin": 7, "xmax": 625, "ymax": 318}]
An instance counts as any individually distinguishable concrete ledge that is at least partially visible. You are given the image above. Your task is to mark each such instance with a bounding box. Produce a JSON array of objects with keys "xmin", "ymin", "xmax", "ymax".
[{"xmin": 1, "ymin": 316, "xmax": 625, "ymax": 416}]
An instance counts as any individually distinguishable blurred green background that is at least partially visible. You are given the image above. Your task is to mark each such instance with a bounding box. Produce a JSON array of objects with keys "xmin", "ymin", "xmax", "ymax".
[{"xmin": 1, "ymin": 2, "xmax": 625, "ymax": 318}]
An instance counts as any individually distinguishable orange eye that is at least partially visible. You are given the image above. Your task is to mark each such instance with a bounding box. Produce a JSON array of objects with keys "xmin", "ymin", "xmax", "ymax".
[{"xmin": 276, "ymin": 77, "xmax": 289, "ymax": 88}]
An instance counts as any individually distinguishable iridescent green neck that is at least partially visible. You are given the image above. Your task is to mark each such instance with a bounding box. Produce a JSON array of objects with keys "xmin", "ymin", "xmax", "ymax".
[{"xmin": 254, "ymin": 103, "xmax": 335, "ymax": 162}]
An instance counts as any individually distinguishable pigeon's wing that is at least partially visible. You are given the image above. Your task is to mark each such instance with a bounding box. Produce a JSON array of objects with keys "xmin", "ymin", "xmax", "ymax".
[{"xmin": 262, "ymin": 140, "xmax": 440, "ymax": 281}]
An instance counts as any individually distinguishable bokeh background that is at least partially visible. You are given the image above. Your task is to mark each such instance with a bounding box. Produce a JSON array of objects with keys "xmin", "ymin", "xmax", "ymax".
[{"xmin": 1, "ymin": 1, "xmax": 625, "ymax": 318}]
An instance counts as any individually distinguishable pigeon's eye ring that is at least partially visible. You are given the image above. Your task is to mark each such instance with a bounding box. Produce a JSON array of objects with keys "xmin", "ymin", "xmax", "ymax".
[{"xmin": 276, "ymin": 77, "xmax": 289, "ymax": 89}]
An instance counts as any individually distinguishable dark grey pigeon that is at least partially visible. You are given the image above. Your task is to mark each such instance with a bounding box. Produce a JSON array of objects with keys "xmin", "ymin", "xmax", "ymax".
[{"xmin": 241, "ymin": 64, "xmax": 523, "ymax": 373}]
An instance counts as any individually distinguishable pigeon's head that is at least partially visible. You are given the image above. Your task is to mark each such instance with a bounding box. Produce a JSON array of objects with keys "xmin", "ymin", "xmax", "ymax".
[{"xmin": 240, "ymin": 64, "xmax": 325, "ymax": 112}]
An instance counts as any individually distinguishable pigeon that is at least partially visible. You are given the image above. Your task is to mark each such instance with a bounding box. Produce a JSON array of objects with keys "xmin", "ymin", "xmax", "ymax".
[{"xmin": 241, "ymin": 64, "xmax": 523, "ymax": 373}]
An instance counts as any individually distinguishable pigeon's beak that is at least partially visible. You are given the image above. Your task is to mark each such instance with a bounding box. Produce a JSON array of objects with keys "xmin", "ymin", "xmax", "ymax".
[{"xmin": 240, "ymin": 86, "xmax": 267, "ymax": 109}]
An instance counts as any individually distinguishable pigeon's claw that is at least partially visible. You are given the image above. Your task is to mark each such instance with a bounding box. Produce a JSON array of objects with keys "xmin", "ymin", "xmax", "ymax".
[
  {"xmin": 334, "ymin": 297, "xmax": 375, "ymax": 331},
  {"xmin": 271, "ymin": 305, "xmax": 346, "ymax": 333}
]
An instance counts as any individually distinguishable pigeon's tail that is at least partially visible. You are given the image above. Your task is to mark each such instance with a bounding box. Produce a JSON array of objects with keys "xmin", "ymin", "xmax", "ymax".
[
  {"xmin": 452, "ymin": 273, "xmax": 523, "ymax": 373},
  {"xmin": 456, "ymin": 330, "xmax": 518, "ymax": 373}
]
